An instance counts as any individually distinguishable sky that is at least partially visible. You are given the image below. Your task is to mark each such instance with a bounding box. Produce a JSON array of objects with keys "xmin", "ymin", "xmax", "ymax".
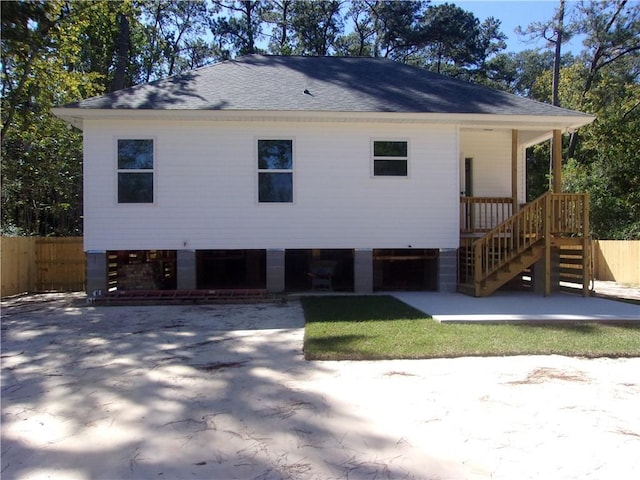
[{"xmin": 436, "ymin": 0, "xmax": 586, "ymax": 54}]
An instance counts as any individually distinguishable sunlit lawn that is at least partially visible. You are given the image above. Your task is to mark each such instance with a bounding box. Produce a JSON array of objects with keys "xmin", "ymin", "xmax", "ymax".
[{"xmin": 302, "ymin": 296, "xmax": 640, "ymax": 360}]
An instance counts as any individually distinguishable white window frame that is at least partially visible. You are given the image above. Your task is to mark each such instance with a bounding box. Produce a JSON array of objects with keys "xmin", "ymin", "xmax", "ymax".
[
  {"xmin": 256, "ymin": 138, "xmax": 294, "ymax": 204},
  {"xmin": 116, "ymin": 137, "xmax": 156, "ymax": 205},
  {"xmin": 371, "ymin": 139, "xmax": 409, "ymax": 178}
]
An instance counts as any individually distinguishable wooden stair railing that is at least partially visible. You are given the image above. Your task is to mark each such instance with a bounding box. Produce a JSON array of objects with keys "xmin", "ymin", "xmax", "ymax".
[
  {"xmin": 460, "ymin": 196, "xmax": 513, "ymax": 234},
  {"xmin": 459, "ymin": 193, "xmax": 589, "ymax": 297}
]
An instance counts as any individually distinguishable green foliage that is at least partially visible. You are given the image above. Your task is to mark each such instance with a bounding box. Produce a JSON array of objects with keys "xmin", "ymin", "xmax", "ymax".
[
  {"xmin": 289, "ymin": 0, "xmax": 343, "ymax": 55},
  {"xmin": 420, "ymin": 2, "xmax": 507, "ymax": 79},
  {"xmin": 564, "ymin": 80, "xmax": 640, "ymax": 239},
  {"xmin": 211, "ymin": 1, "xmax": 267, "ymax": 56},
  {"xmin": 1, "ymin": 0, "xmax": 103, "ymax": 236}
]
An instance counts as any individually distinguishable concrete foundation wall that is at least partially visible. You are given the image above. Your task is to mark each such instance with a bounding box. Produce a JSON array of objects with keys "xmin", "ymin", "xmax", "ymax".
[
  {"xmin": 86, "ymin": 251, "xmax": 107, "ymax": 294},
  {"xmin": 266, "ymin": 249, "xmax": 285, "ymax": 293},
  {"xmin": 438, "ymin": 249, "xmax": 457, "ymax": 293},
  {"xmin": 95, "ymin": 248, "xmax": 452, "ymax": 294},
  {"xmin": 177, "ymin": 250, "xmax": 197, "ymax": 290},
  {"xmin": 354, "ymin": 249, "xmax": 373, "ymax": 293}
]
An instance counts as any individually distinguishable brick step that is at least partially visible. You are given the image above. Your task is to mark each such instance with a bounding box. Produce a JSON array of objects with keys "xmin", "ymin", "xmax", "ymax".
[{"xmin": 89, "ymin": 289, "xmax": 283, "ymax": 305}]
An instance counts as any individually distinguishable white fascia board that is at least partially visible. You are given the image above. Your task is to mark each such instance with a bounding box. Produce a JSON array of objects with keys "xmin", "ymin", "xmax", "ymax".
[
  {"xmin": 51, "ymin": 108, "xmax": 596, "ymax": 131},
  {"xmin": 519, "ymin": 130, "xmax": 554, "ymax": 148},
  {"xmin": 51, "ymin": 108, "xmax": 85, "ymax": 130}
]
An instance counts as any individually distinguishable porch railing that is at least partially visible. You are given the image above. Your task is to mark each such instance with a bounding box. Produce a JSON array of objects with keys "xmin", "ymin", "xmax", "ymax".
[
  {"xmin": 473, "ymin": 193, "xmax": 547, "ymax": 282},
  {"xmin": 460, "ymin": 192, "xmax": 590, "ymax": 296},
  {"xmin": 460, "ymin": 197, "xmax": 513, "ymax": 234}
]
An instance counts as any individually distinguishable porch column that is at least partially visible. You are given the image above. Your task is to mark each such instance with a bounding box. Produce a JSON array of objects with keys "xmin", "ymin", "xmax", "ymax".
[
  {"xmin": 177, "ymin": 250, "xmax": 197, "ymax": 290},
  {"xmin": 86, "ymin": 251, "xmax": 107, "ymax": 295},
  {"xmin": 552, "ymin": 129, "xmax": 563, "ymax": 192},
  {"xmin": 511, "ymin": 129, "xmax": 518, "ymax": 211},
  {"xmin": 354, "ymin": 249, "xmax": 373, "ymax": 293},
  {"xmin": 266, "ymin": 249, "xmax": 285, "ymax": 293},
  {"xmin": 438, "ymin": 248, "xmax": 457, "ymax": 293}
]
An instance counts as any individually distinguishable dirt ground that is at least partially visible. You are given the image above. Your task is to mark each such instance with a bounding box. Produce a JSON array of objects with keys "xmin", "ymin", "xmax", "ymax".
[
  {"xmin": 591, "ymin": 279, "xmax": 640, "ymax": 302},
  {"xmin": 1, "ymin": 293, "xmax": 639, "ymax": 480}
]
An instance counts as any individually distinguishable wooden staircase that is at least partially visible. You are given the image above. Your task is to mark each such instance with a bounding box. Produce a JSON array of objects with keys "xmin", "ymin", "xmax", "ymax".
[{"xmin": 458, "ymin": 193, "xmax": 590, "ymax": 297}]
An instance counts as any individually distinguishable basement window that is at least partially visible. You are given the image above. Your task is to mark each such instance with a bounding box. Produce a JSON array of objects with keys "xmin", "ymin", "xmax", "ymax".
[
  {"xmin": 258, "ymin": 139, "xmax": 293, "ymax": 202},
  {"xmin": 117, "ymin": 139, "xmax": 154, "ymax": 203},
  {"xmin": 372, "ymin": 140, "xmax": 408, "ymax": 176}
]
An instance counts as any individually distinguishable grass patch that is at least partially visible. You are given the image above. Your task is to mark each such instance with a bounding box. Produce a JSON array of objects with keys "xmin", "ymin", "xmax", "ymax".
[{"xmin": 301, "ymin": 295, "xmax": 640, "ymax": 360}]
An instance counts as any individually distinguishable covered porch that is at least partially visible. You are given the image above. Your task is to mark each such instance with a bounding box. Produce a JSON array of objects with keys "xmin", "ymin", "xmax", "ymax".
[{"xmin": 458, "ymin": 127, "xmax": 591, "ymax": 297}]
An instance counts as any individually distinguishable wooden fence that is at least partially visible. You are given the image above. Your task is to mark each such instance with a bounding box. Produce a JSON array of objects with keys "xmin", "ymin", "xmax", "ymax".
[
  {"xmin": 1, "ymin": 237, "xmax": 85, "ymax": 297},
  {"xmin": 593, "ymin": 240, "xmax": 640, "ymax": 285}
]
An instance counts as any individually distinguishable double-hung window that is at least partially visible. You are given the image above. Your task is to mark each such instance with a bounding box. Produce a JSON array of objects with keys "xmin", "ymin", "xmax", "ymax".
[
  {"xmin": 372, "ymin": 140, "xmax": 408, "ymax": 177},
  {"xmin": 258, "ymin": 139, "xmax": 293, "ymax": 203},
  {"xmin": 117, "ymin": 139, "xmax": 154, "ymax": 203}
]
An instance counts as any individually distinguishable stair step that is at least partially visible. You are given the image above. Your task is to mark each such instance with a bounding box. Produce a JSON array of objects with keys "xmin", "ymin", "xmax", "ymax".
[{"xmin": 458, "ymin": 192, "xmax": 588, "ymax": 297}]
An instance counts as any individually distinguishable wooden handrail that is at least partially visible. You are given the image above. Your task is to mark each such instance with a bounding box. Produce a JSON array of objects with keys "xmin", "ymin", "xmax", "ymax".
[
  {"xmin": 460, "ymin": 197, "xmax": 514, "ymax": 234},
  {"xmin": 469, "ymin": 193, "xmax": 588, "ymax": 287},
  {"xmin": 548, "ymin": 193, "xmax": 589, "ymax": 235}
]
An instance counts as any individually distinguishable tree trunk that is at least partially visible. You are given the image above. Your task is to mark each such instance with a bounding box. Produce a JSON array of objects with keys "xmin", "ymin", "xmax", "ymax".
[
  {"xmin": 111, "ymin": 13, "xmax": 130, "ymax": 92},
  {"xmin": 552, "ymin": 0, "xmax": 564, "ymax": 107}
]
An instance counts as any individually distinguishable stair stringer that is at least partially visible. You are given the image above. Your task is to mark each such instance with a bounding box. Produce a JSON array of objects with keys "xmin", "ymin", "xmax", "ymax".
[{"xmin": 476, "ymin": 242, "xmax": 544, "ymax": 297}]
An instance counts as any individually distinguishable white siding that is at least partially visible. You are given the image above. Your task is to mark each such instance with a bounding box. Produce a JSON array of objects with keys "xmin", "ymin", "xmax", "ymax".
[
  {"xmin": 460, "ymin": 129, "xmax": 513, "ymax": 198},
  {"xmin": 83, "ymin": 119, "xmax": 460, "ymax": 251}
]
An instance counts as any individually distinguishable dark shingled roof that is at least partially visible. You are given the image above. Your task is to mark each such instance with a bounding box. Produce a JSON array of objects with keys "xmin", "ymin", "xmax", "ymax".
[{"xmin": 64, "ymin": 55, "xmax": 590, "ymax": 117}]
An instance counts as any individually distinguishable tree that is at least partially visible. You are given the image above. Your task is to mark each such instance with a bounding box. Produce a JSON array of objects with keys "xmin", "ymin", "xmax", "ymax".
[
  {"xmin": 485, "ymin": 49, "xmax": 574, "ymax": 96},
  {"xmin": 567, "ymin": 0, "xmax": 640, "ymax": 157},
  {"xmin": 528, "ymin": 50, "xmax": 639, "ymax": 238},
  {"xmin": 139, "ymin": 0, "xmax": 214, "ymax": 78},
  {"xmin": 289, "ymin": 0, "xmax": 344, "ymax": 56},
  {"xmin": 472, "ymin": 16, "xmax": 508, "ymax": 82},
  {"xmin": 333, "ymin": 0, "xmax": 377, "ymax": 57},
  {"xmin": 563, "ymin": 78, "xmax": 640, "ymax": 238},
  {"xmin": 64, "ymin": 1, "xmax": 145, "ymax": 92},
  {"xmin": 264, "ymin": 0, "xmax": 295, "ymax": 55},
  {"xmin": 368, "ymin": 0, "xmax": 427, "ymax": 60},
  {"xmin": 517, "ymin": 0, "xmax": 573, "ymax": 106},
  {"xmin": 1, "ymin": 0, "xmax": 61, "ymax": 144},
  {"xmin": 211, "ymin": 1, "xmax": 267, "ymax": 56},
  {"xmin": 1, "ymin": 1, "xmax": 104, "ymax": 235},
  {"xmin": 421, "ymin": 3, "xmax": 481, "ymax": 74},
  {"xmin": 417, "ymin": 3, "xmax": 506, "ymax": 79}
]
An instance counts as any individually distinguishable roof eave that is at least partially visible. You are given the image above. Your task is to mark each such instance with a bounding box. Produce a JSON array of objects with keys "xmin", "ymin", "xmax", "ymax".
[
  {"xmin": 52, "ymin": 108, "xmax": 84, "ymax": 130},
  {"xmin": 51, "ymin": 108, "xmax": 596, "ymax": 132}
]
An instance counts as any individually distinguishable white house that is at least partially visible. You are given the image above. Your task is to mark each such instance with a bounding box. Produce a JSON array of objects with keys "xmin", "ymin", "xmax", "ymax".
[{"xmin": 53, "ymin": 55, "xmax": 595, "ymax": 296}]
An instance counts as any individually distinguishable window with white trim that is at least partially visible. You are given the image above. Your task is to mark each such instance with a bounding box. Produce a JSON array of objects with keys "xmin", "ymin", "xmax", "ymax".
[
  {"xmin": 258, "ymin": 139, "xmax": 293, "ymax": 203},
  {"xmin": 117, "ymin": 139, "xmax": 154, "ymax": 203},
  {"xmin": 372, "ymin": 140, "xmax": 408, "ymax": 176}
]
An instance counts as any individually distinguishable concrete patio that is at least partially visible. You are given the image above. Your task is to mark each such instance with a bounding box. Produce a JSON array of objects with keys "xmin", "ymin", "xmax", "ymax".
[
  {"xmin": 1, "ymin": 293, "xmax": 639, "ymax": 480},
  {"xmin": 393, "ymin": 290, "xmax": 639, "ymax": 323}
]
